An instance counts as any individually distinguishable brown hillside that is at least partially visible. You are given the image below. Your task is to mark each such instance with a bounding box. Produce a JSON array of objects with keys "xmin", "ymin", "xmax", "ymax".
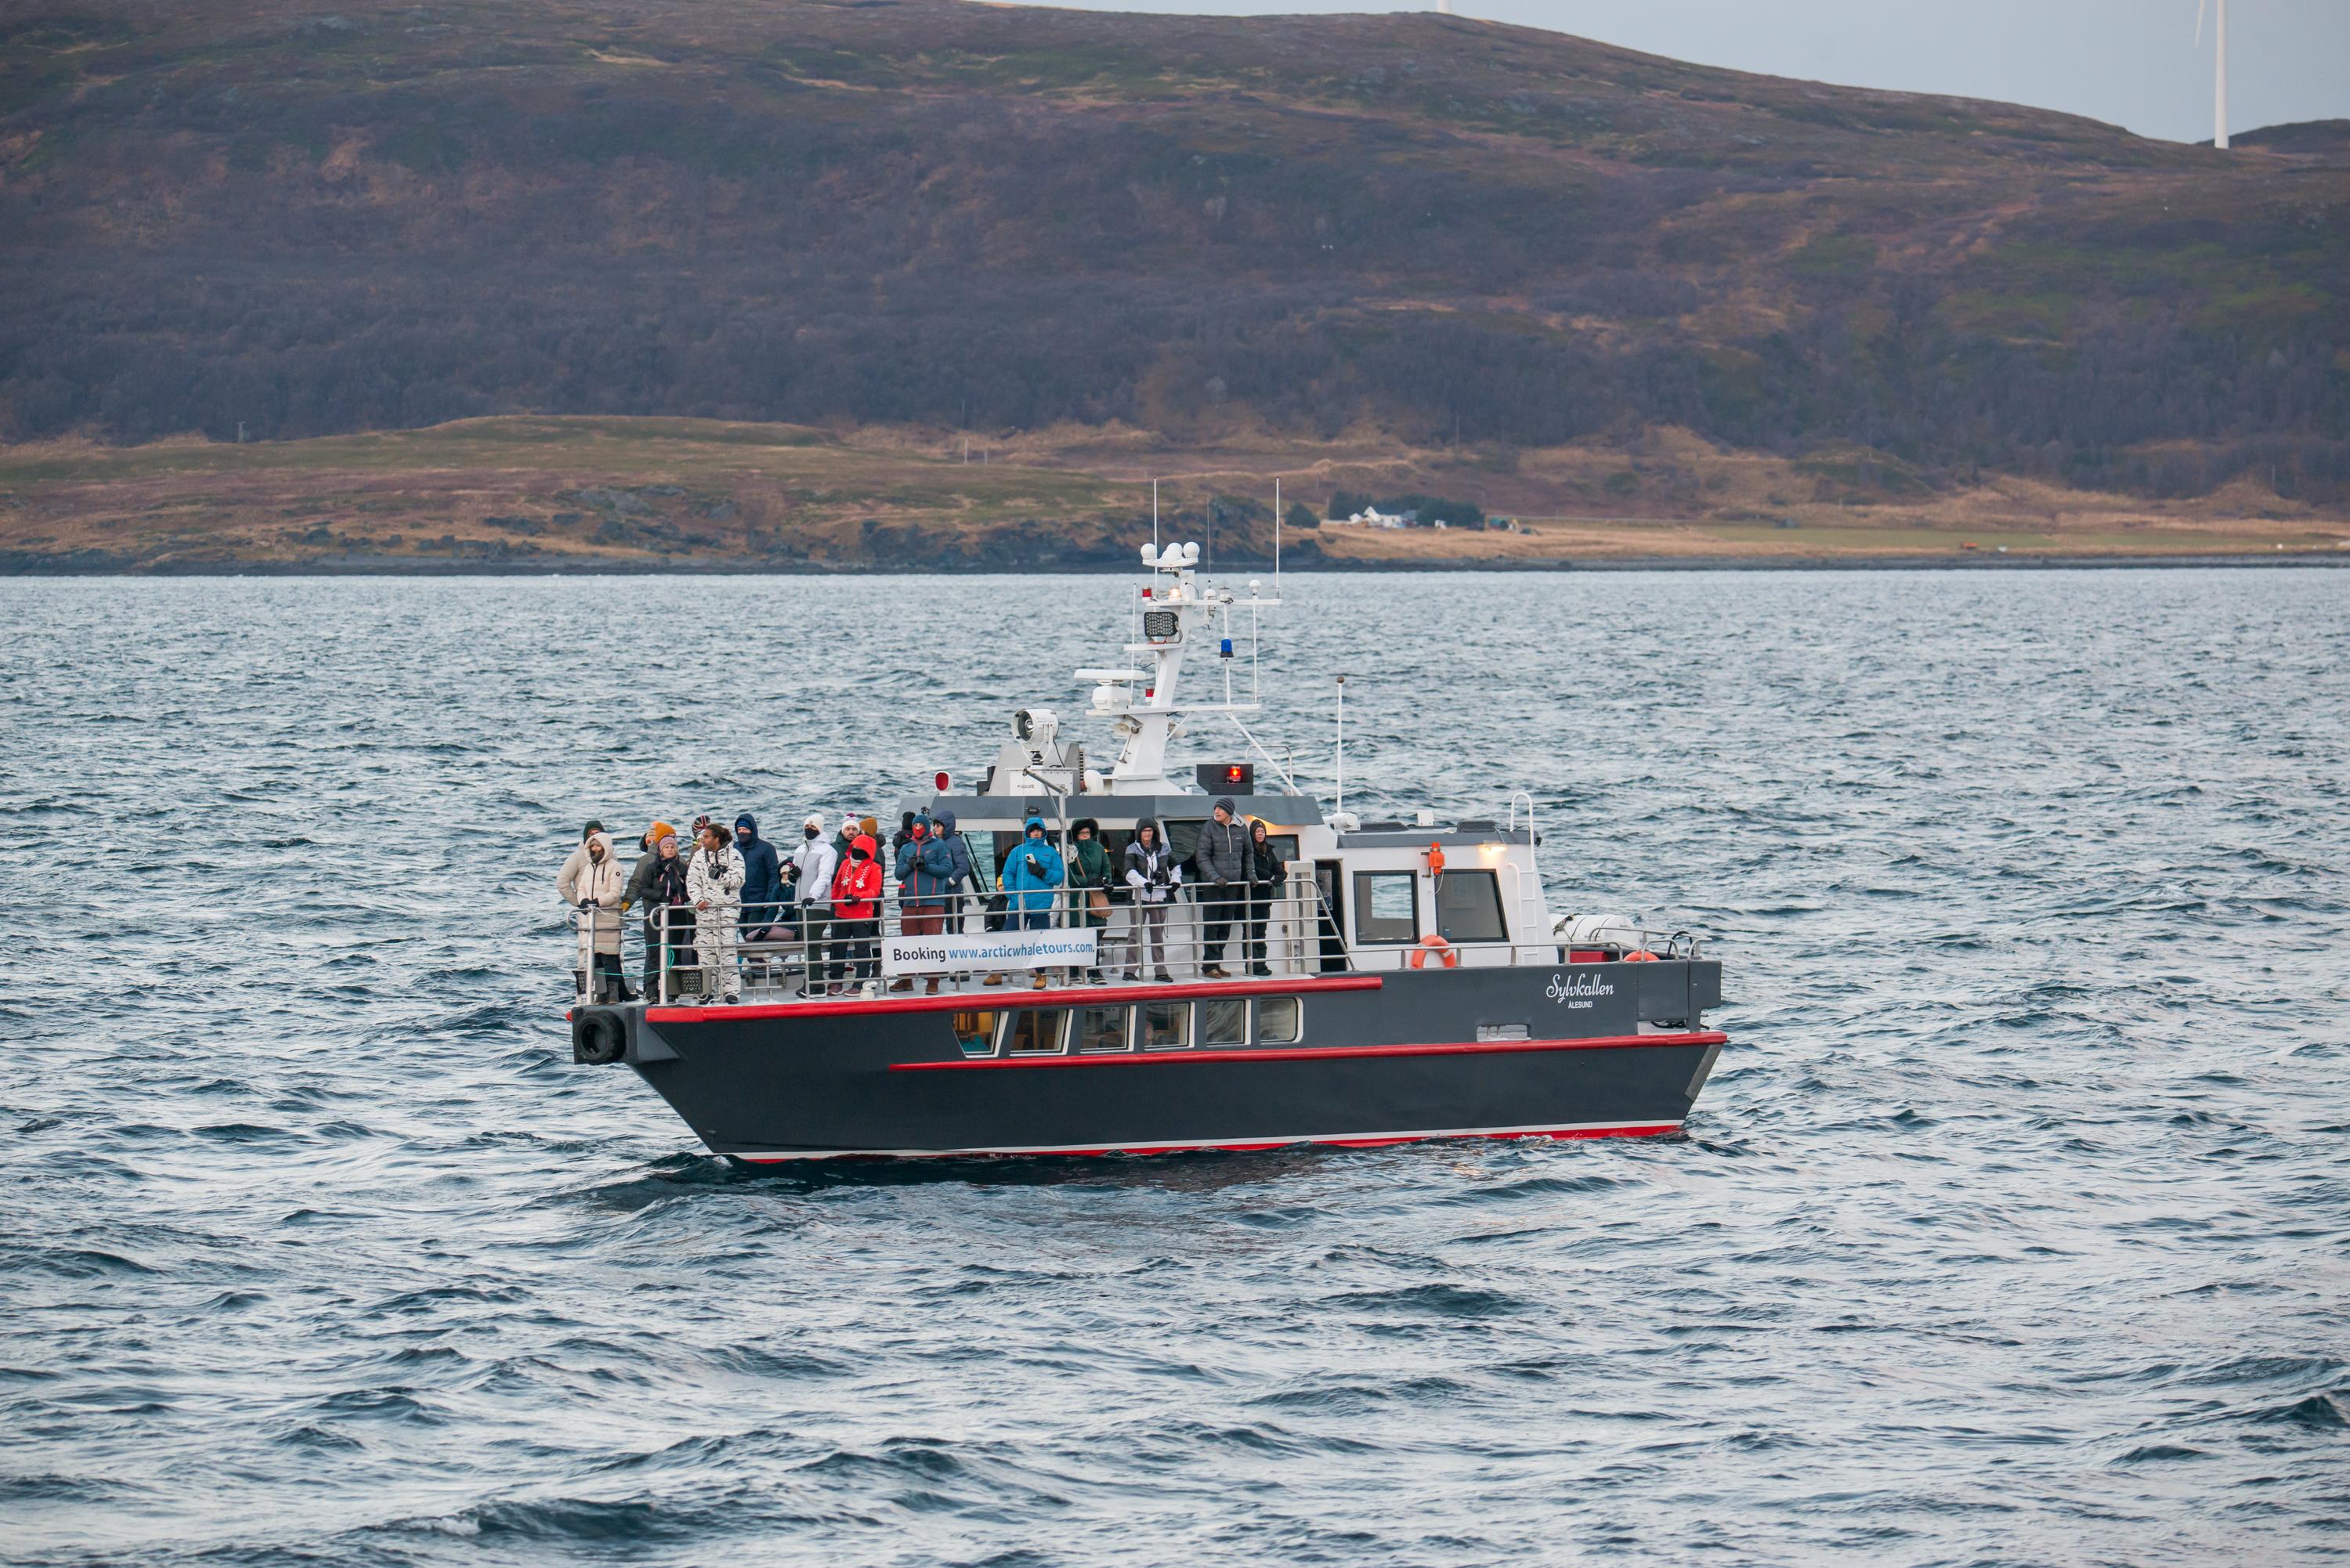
[{"xmin": 0, "ymin": 0, "xmax": 2345, "ymax": 516}]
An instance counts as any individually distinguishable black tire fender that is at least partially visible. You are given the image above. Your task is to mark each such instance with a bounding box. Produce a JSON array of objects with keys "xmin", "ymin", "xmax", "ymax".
[{"xmin": 572, "ymin": 1011, "xmax": 626, "ymax": 1066}]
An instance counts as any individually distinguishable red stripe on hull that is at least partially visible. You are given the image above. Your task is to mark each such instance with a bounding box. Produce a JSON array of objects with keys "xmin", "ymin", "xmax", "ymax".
[
  {"xmin": 726, "ymin": 1120, "xmax": 1683, "ymax": 1162},
  {"xmin": 645, "ymin": 973, "xmax": 1381, "ymax": 1025},
  {"xmin": 890, "ymin": 1030, "xmax": 1726, "ymax": 1071}
]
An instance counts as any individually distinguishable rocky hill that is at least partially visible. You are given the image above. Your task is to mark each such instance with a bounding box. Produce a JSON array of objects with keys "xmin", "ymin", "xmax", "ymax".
[{"xmin": 2, "ymin": 0, "xmax": 2345, "ymax": 508}]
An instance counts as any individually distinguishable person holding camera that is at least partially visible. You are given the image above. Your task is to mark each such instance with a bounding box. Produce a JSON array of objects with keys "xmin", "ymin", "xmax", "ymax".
[
  {"xmin": 1000, "ymin": 817, "xmax": 1067, "ymax": 992},
  {"xmin": 827, "ymin": 832, "xmax": 884, "ymax": 995},
  {"xmin": 686, "ymin": 822, "xmax": 746, "ymax": 1005},
  {"xmin": 1123, "ymin": 819, "xmax": 1180, "ymax": 983}
]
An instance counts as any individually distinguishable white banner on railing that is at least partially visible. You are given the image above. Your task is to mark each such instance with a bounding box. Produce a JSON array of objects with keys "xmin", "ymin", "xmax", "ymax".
[{"xmin": 880, "ymin": 927, "xmax": 1098, "ymax": 976}]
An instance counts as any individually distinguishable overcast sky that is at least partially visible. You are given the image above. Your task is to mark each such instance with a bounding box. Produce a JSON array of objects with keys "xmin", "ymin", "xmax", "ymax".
[{"xmin": 1050, "ymin": 0, "xmax": 2349, "ymax": 146}]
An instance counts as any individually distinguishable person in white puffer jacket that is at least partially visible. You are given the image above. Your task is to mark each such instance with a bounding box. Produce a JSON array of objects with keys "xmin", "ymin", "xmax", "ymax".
[{"xmin": 686, "ymin": 822, "xmax": 747, "ymax": 1004}]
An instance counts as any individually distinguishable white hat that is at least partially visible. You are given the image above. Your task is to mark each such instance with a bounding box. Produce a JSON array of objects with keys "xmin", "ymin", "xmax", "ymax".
[
  {"xmin": 841, "ymin": 813, "xmax": 859, "ymax": 834},
  {"xmin": 803, "ymin": 812, "xmax": 825, "ymax": 833}
]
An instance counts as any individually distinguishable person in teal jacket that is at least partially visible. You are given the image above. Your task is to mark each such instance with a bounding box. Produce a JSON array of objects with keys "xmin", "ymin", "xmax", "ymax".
[{"xmin": 1000, "ymin": 818, "xmax": 1065, "ymax": 928}]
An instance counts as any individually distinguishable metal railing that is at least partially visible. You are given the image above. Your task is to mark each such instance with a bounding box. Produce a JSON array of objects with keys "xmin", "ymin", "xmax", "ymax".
[
  {"xmin": 567, "ymin": 863, "xmax": 1705, "ymax": 1008},
  {"xmin": 569, "ymin": 865, "xmax": 1340, "ymax": 1007}
]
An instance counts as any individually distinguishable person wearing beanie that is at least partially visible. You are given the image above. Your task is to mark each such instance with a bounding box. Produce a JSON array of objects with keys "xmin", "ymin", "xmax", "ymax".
[
  {"xmin": 623, "ymin": 819, "xmax": 678, "ymax": 999},
  {"xmin": 833, "ymin": 813, "xmax": 860, "ymax": 867},
  {"xmin": 1192, "ymin": 797, "xmax": 1250, "ymax": 979},
  {"xmin": 733, "ymin": 813, "xmax": 783, "ymax": 949},
  {"xmin": 790, "ymin": 813, "xmax": 840, "ymax": 997}
]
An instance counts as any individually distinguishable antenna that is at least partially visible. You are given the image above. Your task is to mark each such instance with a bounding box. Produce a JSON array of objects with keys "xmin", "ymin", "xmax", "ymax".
[
  {"xmin": 1274, "ymin": 476, "xmax": 1282, "ymax": 592},
  {"xmin": 1152, "ymin": 478, "xmax": 1159, "ymax": 556},
  {"xmin": 2196, "ymin": 0, "xmax": 2229, "ymax": 150},
  {"xmin": 1335, "ymin": 674, "xmax": 1347, "ymax": 816}
]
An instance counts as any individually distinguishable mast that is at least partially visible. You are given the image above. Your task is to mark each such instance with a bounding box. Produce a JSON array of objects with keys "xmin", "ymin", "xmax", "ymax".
[{"xmin": 1069, "ymin": 539, "xmax": 1282, "ymax": 796}]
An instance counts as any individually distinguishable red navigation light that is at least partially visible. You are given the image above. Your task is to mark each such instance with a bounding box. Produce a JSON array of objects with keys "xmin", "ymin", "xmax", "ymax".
[
  {"xmin": 1141, "ymin": 587, "xmax": 1153, "ymax": 598},
  {"xmin": 935, "ymin": 771, "xmax": 950, "ymax": 793},
  {"xmin": 1222, "ymin": 764, "xmax": 1246, "ymax": 784}
]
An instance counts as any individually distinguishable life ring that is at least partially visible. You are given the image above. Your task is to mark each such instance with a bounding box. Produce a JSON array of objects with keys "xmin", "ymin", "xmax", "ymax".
[
  {"xmin": 1623, "ymin": 949, "xmax": 1660, "ymax": 963},
  {"xmin": 1408, "ymin": 934, "xmax": 1459, "ymax": 970}
]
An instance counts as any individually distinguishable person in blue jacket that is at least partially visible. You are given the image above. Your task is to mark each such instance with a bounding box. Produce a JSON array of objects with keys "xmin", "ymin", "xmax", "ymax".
[
  {"xmin": 889, "ymin": 813, "xmax": 959, "ymax": 994},
  {"xmin": 932, "ymin": 810, "xmax": 975, "ymax": 908},
  {"xmin": 1000, "ymin": 818, "xmax": 1065, "ymax": 925},
  {"xmin": 998, "ymin": 817, "xmax": 1067, "ymax": 992},
  {"xmin": 733, "ymin": 814, "xmax": 784, "ymax": 943}
]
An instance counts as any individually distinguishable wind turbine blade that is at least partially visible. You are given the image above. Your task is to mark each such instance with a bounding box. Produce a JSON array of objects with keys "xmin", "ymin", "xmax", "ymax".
[{"xmin": 2195, "ymin": 0, "xmax": 2206, "ymax": 48}]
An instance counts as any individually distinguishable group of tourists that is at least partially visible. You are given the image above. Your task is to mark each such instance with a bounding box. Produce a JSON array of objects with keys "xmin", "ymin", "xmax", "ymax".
[{"xmin": 560, "ymin": 797, "xmax": 1289, "ymax": 1005}]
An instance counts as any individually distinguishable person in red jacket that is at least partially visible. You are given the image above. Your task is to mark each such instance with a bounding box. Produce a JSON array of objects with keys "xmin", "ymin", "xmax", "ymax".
[{"xmin": 827, "ymin": 833, "xmax": 884, "ymax": 995}]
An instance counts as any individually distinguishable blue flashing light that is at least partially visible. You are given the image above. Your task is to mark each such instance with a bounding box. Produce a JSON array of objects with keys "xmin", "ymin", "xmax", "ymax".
[{"xmin": 1220, "ymin": 638, "xmax": 1234, "ymax": 659}]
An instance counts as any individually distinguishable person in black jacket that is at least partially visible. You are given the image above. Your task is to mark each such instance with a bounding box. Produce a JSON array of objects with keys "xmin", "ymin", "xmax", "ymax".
[
  {"xmin": 1191, "ymin": 797, "xmax": 1250, "ymax": 978},
  {"xmin": 650, "ymin": 835, "xmax": 695, "ymax": 999},
  {"xmin": 733, "ymin": 814, "xmax": 784, "ymax": 943},
  {"xmin": 624, "ymin": 820, "xmax": 680, "ymax": 999},
  {"xmin": 1242, "ymin": 818, "xmax": 1285, "ymax": 977}
]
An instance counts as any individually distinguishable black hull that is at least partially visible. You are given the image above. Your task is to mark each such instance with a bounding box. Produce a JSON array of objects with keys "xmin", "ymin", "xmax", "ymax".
[{"xmin": 577, "ymin": 961, "xmax": 1726, "ymax": 1161}]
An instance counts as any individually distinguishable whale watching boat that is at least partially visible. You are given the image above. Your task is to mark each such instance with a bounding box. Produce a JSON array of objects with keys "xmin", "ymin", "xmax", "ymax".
[{"xmin": 565, "ymin": 539, "xmax": 1726, "ymax": 1162}]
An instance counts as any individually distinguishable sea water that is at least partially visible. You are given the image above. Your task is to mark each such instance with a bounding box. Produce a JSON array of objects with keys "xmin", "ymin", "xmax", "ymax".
[{"xmin": 3, "ymin": 569, "xmax": 2345, "ymax": 1565}]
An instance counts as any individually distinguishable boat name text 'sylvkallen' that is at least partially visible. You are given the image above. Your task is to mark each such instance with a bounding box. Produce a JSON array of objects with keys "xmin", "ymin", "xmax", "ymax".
[{"xmin": 1546, "ymin": 972, "xmax": 1617, "ymax": 1010}]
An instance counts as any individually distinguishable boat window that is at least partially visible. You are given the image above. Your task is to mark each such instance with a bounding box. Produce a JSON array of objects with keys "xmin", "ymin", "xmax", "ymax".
[
  {"xmin": 950, "ymin": 1010, "xmax": 1000, "ymax": 1057},
  {"xmin": 1000, "ymin": 1010, "xmax": 1068, "ymax": 1055},
  {"xmin": 1200, "ymin": 996, "xmax": 1249, "ymax": 1047},
  {"xmin": 1257, "ymin": 996, "xmax": 1301, "ymax": 1044},
  {"xmin": 1165, "ymin": 819, "xmax": 1206, "ymax": 865},
  {"xmin": 1434, "ymin": 870, "xmax": 1507, "ymax": 943},
  {"xmin": 964, "ymin": 833, "xmax": 1000, "ymax": 891},
  {"xmin": 1140, "ymin": 999, "xmax": 1191, "ymax": 1050},
  {"xmin": 1074, "ymin": 1005, "xmax": 1131, "ymax": 1053},
  {"xmin": 1352, "ymin": 871, "xmax": 1419, "ymax": 944}
]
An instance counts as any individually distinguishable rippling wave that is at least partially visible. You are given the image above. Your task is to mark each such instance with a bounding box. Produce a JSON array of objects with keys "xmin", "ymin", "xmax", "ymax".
[{"xmin": 3, "ymin": 569, "xmax": 2345, "ymax": 1565}]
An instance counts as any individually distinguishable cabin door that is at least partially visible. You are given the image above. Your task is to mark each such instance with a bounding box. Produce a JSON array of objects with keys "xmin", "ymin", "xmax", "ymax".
[{"xmin": 1314, "ymin": 860, "xmax": 1348, "ymax": 973}]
